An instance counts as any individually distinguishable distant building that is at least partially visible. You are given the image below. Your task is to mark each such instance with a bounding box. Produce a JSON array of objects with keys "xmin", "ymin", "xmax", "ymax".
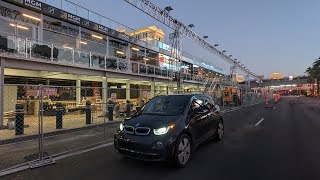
[
  {"xmin": 236, "ymin": 76, "xmax": 245, "ymax": 83},
  {"xmin": 270, "ymin": 73, "xmax": 284, "ymax": 80},
  {"xmin": 129, "ymin": 26, "xmax": 165, "ymax": 42}
]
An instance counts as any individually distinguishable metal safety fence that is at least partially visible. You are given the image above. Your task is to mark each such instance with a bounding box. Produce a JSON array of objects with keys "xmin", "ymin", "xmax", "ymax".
[{"xmin": 0, "ymin": 83, "xmax": 268, "ymax": 172}]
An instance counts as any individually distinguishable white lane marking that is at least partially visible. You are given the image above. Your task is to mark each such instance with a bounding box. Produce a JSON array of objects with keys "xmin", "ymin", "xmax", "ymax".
[
  {"xmin": 0, "ymin": 164, "xmax": 29, "ymax": 177},
  {"xmin": 254, "ymin": 118, "xmax": 265, "ymax": 127},
  {"xmin": 273, "ymin": 107, "xmax": 277, "ymax": 110},
  {"xmin": 53, "ymin": 142, "xmax": 114, "ymax": 161}
]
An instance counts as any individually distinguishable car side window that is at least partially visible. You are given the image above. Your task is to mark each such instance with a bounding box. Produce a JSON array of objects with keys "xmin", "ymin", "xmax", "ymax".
[{"xmin": 190, "ymin": 97, "xmax": 208, "ymax": 113}]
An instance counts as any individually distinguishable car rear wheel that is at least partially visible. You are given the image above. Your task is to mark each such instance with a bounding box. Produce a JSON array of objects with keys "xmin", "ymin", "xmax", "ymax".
[
  {"xmin": 173, "ymin": 134, "xmax": 191, "ymax": 167},
  {"xmin": 215, "ymin": 120, "xmax": 224, "ymax": 141}
]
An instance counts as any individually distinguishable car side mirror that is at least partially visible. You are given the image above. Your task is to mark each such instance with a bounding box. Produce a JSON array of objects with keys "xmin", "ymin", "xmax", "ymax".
[
  {"xmin": 214, "ymin": 104, "xmax": 220, "ymax": 113},
  {"xmin": 193, "ymin": 107, "xmax": 205, "ymax": 114}
]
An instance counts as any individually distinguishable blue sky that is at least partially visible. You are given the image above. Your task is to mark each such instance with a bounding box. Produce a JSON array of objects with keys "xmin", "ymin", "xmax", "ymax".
[{"xmin": 59, "ymin": 0, "xmax": 320, "ymax": 77}]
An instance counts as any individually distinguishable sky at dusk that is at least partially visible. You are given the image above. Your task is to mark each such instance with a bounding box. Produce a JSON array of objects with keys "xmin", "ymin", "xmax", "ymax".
[{"xmin": 53, "ymin": 0, "xmax": 320, "ymax": 77}]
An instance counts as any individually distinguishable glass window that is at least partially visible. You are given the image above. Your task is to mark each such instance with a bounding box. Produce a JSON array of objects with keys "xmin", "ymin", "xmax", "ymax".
[
  {"xmin": 80, "ymin": 28, "xmax": 107, "ymax": 54},
  {"xmin": 16, "ymin": 23, "xmax": 32, "ymax": 38},
  {"xmin": 43, "ymin": 15, "xmax": 79, "ymax": 38},
  {"xmin": 146, "ymin": 49, "xmax": 159, "ymax": 66},
  {"xmin": 109, "ymin": 37, "xmax": 128, "ymax": 59},
  {"xmin": 0, "ymin": 18, "xmax": 15, "ymax": 35},
  {"xmin": 44, "ymin": 29, "xmax": 76, "ymax": 48},
  {"xmin": 141, "ymin": 95, "xmax": 190, "ymax": 116},
  {"xmin": 130, "ymin": 45, "xmax": 145, "ymax": 63},
  {"xmin": 0, "ymin": 1, "xmax": 40, "ymax": 27}
]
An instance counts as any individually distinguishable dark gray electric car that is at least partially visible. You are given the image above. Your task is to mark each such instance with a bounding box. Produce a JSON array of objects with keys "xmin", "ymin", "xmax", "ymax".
[{"xmin": 114, "ymin": 94, "xmax": 224, "ymax": 167}]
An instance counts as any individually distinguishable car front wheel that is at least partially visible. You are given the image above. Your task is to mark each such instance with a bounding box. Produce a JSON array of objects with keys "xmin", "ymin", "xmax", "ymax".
[
  {"xmin": 173, "ymin": 134, "xmax": 191, "ymax": 167},
  {"xmin": 215, "ymin": 120, "xmax": 224, "ymax": 141}
]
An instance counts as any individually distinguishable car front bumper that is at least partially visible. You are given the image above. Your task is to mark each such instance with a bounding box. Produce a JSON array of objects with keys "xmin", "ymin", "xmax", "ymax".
[{"xmin": 114, "ymin": 132, "xmax": 176, "ymax": 161}]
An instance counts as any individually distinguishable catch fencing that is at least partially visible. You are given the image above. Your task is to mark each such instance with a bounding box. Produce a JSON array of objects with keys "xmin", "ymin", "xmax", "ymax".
[{"xmin": 0, "ymin": 83, "xmax": 267, "ymax": 172}]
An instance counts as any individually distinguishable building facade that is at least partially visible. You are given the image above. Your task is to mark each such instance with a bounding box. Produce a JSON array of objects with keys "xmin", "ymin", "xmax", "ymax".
[{"xmin": 0, "ymin": 0, "xmax": 228, "ymax": 126}]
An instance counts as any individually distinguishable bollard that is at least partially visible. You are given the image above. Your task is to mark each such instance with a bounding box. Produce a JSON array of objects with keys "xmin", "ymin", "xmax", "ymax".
[
  {"xmin": 107, "ymin": 100, "xmax": 114, "ymax": 121},
  {"xmin": 86, "ymin": 101, "xmax": 91, "ymax": 124},
  {"xmin": 15, "ymin": 104, "xmax": 24, "ymax": 135},
  {"xmin": 56, "ymin": 102, "xmax": 63, "ymax": 129}
]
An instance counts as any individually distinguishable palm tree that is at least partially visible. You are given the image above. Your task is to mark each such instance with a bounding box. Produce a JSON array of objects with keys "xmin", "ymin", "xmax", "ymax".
[
  {"xmin": 306, "ymin": 58, "xmax": 320, "ymax": 96},
  {"xmin": 314, "ymin": 59, "xmax": 320, "ymax": 95},
  {"xmin": 306, "ymin": 66, "xmax": 315, "ymax": 95}
]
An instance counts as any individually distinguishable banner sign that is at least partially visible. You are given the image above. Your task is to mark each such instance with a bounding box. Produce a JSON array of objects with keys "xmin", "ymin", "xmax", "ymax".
[
  {"xmin": 6, "ymin": 0, "xmax": 140, "ymax": 45},
  {"xmin": 26, "ymin": 88, "xmax": 57, "ymax": 96}
]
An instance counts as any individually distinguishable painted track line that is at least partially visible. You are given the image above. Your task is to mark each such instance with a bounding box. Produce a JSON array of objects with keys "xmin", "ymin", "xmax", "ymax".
[{"xmin": 254, "ymin": 118, "xmax": 265, "ymax": 127}]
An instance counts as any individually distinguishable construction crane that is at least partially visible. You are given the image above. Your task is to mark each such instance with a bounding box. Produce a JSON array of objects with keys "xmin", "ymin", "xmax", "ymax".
[{"xmin": 123, "ymin": 0, "xmax": 261, "ymax": 80}]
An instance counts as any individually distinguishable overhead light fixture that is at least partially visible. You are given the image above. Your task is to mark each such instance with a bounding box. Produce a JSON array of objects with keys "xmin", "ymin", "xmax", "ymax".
[
  {"xmin": 10, "ymin": 23, "xmax": 29, "ymax": 30},
  {"xmin": 116, "ymin": 51, "xmax": 125, "ymax": 55},
  {"xmin": 23, "ymin": 14, "xmax": 41, "ymax": 21},
  {"xmin": 63, "ymin": 45, "xmax": 73, "ymax": 50},
  {"xmin": 80, "ymin": 41, "xmax": 87, "ymax": 45},
  {"xmin": 92, "ymin": 34, "xmax": 103, "ymax": 39},
  {"xmin": 131, "ymin": 47, "xmax": 140, "ymax": 51}
]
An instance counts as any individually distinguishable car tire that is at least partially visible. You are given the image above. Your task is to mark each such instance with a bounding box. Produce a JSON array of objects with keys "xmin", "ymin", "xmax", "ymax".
[
  {"xmin": 173, "ymin": 134, "xmax": 192, "ymax": 168},
  {"xmin": 215, "ymin": 119, "xmax": 224, "ymax": 141}
]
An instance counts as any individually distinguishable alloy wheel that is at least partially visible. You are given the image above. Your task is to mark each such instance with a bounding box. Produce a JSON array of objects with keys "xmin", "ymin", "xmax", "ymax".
[
  {"xmin": 177, "ymin": 137, "xmax": 191, "ymax": 165},
  {"xmin": 218, "ymin": 122, "xmax": 224, "ymax": 140}
]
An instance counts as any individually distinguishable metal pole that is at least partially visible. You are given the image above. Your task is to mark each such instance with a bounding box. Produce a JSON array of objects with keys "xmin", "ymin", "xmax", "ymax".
[
  {"xmin": 39, "ymin": 84, "xmax": 44, "ymax": 160},
  {"xmin": 51, "ymin": 43, "xmax": 54, "ymax": 62},
  {"xmin": 37, "ymin": 86, "xmax": 41, "ymax": 160},
  {"xmin": 25, "ymin": 38, "xmax": 28, "ymax": 59},
  {"xmin": 0, "ymin": 58, "xmax": 5, "ymax": 126}
]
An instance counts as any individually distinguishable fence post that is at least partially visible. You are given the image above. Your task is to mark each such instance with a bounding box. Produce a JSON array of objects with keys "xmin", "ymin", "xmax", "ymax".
[
  {"xmin": 0, "ymin": 58, "xmax": 4, "ymax": 127},
  {"xmin": 38, "ymin": 84, "xmax": 44, "ymax": 160}
]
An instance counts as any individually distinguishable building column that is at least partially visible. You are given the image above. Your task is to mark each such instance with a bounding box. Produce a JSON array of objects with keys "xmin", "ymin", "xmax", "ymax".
[
  {"xmin": 151, "ymin": 80, "xmax": 155, "ymax": 98},
  {"xmin": 76, "ymin": 79, "xmax": 81, "ymax": 105},
  {"xmin": 0, "ymin": 58, "xmax": 5, "ymax": 126},
  {"xmin": 102, "ymin": 77, "xmax": 108, "ymax": 104},
  {"xmin": 126, "ymin": 81, "xmax": 130, "ymax": 100},
  {"xmin": 155, "ymin": 85, "xmax": 160, "ymax": 97}
]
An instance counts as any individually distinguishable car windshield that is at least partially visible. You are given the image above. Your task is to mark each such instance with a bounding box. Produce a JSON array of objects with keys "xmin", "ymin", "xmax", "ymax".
[{"xmin": 140, "ymin": 95, "xmax": 190, "ymax": 116}]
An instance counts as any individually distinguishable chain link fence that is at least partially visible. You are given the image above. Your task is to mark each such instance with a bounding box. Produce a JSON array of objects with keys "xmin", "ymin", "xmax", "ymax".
[{"xmin": 0, "ymin": 83, "xmax": 268, "ymax": 172}]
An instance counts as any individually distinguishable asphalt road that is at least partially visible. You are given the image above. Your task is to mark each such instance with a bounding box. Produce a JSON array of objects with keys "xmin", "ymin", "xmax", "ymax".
[{"xmin": 4, "ymin": 97, "xmax": 320, "ymax": 180}]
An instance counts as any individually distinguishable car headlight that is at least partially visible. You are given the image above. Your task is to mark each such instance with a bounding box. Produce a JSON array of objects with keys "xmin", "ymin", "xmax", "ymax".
[
  {"xmin": 119, "ymin": 123, "xmax": 124, "ymax": 131},
  {"xmin": 153, "ymin": 125, "xmax": 174, "ymax": 135}
]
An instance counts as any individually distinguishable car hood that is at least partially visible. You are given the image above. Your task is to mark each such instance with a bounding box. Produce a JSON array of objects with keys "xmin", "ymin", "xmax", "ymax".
[{"xmin": 124, "ymin": 114, "xmax": 182, "ymax": 129}]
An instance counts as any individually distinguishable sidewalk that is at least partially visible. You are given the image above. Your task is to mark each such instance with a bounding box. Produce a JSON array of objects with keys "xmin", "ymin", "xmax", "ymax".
[{"xmin": 0, "ymin": 121, "xmax": 120, "ymax": 171}]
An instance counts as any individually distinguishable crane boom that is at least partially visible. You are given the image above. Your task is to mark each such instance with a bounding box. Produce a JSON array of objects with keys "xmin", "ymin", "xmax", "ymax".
[{"xmin": 123, "ymin": 0, "xmax": 260, "ymax": 79}]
